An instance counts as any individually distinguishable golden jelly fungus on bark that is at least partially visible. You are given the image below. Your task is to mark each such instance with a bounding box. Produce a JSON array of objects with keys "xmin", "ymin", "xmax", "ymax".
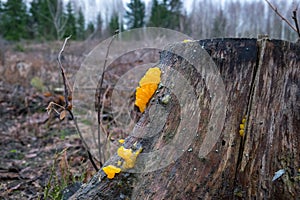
[
  {"xmin": 242, "ymin": 118, "xmax": 246, "ymax": 124},
  {"xmin": 138, "ymin": 67, "xmax": 161, "ymax": 86},
  {"xmin": 102, "ymin": 165, "xmax": 121, "ymax": 179},
  {"xmin": 239, "ymin": 124, "xmax": 245, "ymax": 130},
  {"xmin": 183, "ymin": 39, "xmax": 193, "ymax": 43},
  {"xmin": 239, "ymin": 117, "xmax": 246, "ymax": 136},
  {"xmin": 117, "ymin": 160, "xmax": 122, "ymax": 166},
  {"xmin": 135, "ymin": 67, "xmax": 161, "ymax": 113},
  {"xmin": 239, "ymin": 130, "xmax": 244, "ymax": 136},
  {"xmin": 117, "ymin": 146, "xmax": 143, "ymax": 169},
  {"xmin": 118, "ymin": 139, "xmax": 125, "ymax": 144}
]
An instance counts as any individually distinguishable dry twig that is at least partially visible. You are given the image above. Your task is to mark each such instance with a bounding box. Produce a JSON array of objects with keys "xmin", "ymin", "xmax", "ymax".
[
  {"xmin": 265, "ymin": 0, "xmax": 299, "ymax": 37},
  {"xmin": 292, "ymin": 8, "xmax": 300, "ymax": 38},
  {"xmin": 96, "ymin": 33, "xmax": 117, "ymax": 165},
  {"xmin": 48, "ymin": 36, "xmax": 100, "ymax": 171},
  {"xmin": 57, "ymin": 35, "xmax": 73, "ymax": 113}
]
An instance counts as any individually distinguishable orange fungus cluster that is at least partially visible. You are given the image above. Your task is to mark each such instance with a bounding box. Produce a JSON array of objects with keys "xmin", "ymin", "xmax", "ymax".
[
  {"xmin": 135, "ymin": 67, "xmax": 161, "ymax": 113},
  {"xmin": 102, "ymin": 165, "xmax": 121, "ymax": 179}
]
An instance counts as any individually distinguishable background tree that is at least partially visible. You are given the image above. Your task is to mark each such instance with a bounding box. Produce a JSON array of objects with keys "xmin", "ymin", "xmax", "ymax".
[
  {"xmin": 92, "ymin": 12, "xmax": 103, "ymax": 38},
  {"xmin": 48, "ymin": 0, "xmax": 67, "ymax": 40},
  {"xmin": 30, "ymin": 0, "xmax": 52, "ymax": 40},
  {"xmin": 0, "ymin": 0, "xmax": 3, "ymax": 36},
  {"xmin": 85, "ymin": 21, "xmax": 95, "ymax": 38},
  {"xmin": 212, "ymin": 9, "xmax": 227, "ymax": 37},
  {"xmin": 125, "ymin": 0, "xmax": 145, "ymax": 29},
  {"xmin": 64, "ymin": 1, "xmax": 76, "ymax": 39},
  {"xmin": 30, "ymin": 0, "xmax": 67, "ymax": 40},
  {"xmin": 109, "ymin": 12, "xmax": 123, "ymax": 35},
  {"xmin": 0, "ymin": 0, "xmax": 298, "ymax": 41},
  {"xmin": 148, "ymin": 0, "xmax": 182, "ymax": 30},
  {"xmin": 166, "ymin": 0, "xmax": 182, "ymax": 30},
  {"xmin": 76, "ymin": 8, "xmax": 85, "ymax": 40},
  {"xmin": 148, "ymin": 0, "xmax": 167, "ymax": 27},
  {"xmin": 0, "ymin": 0, "xmax": 29, "ymax": 40}
]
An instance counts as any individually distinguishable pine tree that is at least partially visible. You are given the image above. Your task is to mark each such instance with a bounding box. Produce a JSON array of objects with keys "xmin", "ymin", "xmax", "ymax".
[
  {"xmin": 30, "ymin": 0, "xmax": 66, "ymax": 40},
  {"xmin": 94, "ymin": 12, "xmax": 103, "ymax": 38},
  {"xmin": 212, "ymin": 10, "xmax": 227, "ymax": 37},
  {"xmin": 148, "ymin": 0, "xmax": 166, "ymax": 27},
  {"xmin": 148, "ymin": 0, "xmax": 182, "ymax": 30},
  {"xmin": 125, "ymin": 0, "xmax": 145, "ymax": 29},
  {"xmin": 85, "ymin": 21, "xmax": 95, "ymax": 38},
  {"xmin": 64, "ymin": 1, "xmax": 76, "ymax": 39},
  {"xmin": 30, "ymin": 0, "xmax": 51, "ymax": 39},
  {"xmin": 109, "ymin": 13, "xmax": 119, "ymax": 35},
  {"xmin": 109, "ymin": 12, "xmax": 123, "ymax": 35},
  {"xmin": 0, "ymin": 0, "xmax": 3, "ymax": 37},
  {"xmin": 0, "ymin": 0, "xmax": 29, "ymax": 40},
  {"xmin": 166, "ymin": 0, "xmax": 182, "ymax": 30},
  {"xmin": 76, "ymin": 7, "xmax": 85, "ymax": 40}
]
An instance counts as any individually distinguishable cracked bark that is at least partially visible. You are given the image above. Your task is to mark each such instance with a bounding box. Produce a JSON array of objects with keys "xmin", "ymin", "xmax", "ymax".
[{"xmin": 70, "ymin": 38, "xmax": 300, "ymax": 200}]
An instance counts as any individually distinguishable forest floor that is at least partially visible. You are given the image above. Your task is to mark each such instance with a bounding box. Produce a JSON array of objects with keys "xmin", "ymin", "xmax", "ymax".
[
  {"xmin": 0, "ymin": 41, "xmax": 97, "ymax": 200},
  {"xmin": 0, "ymin": 39, "xmax": 160, "ymax": 199}
]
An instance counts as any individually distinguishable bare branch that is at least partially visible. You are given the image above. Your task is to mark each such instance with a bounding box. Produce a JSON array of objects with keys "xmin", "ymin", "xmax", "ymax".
[
  {"xmin": 292, "ymin": 8, "xmax": 300, "ymax": 38},
  {"xmin": 47, "ymin": 0, "xmax": 68, "ymax": 39},
  {"xmin": 264, "ymin": 0, "xmax": 298, "ymax": 32},
  {"xmin": 56, "ymin": 36, "xmax": 100, "ymax": 171},
  {"xmin": 96, "ymin": 34, "xmax": 117, "ymax": 165},
  {"xmin": 57, "ymin": 35, "xmax": 72, "ymax": 114}
]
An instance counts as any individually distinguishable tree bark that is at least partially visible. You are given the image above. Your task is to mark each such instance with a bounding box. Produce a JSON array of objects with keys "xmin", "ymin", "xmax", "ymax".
[{"xmin": 70, "ymin": 38, "xmax": 300, "ymax": 200}]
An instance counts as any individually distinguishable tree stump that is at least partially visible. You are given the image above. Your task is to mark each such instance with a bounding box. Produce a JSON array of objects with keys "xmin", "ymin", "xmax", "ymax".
[{"xmin": 70, "ymin": 38, "xmax": 300, "ymax": 199}]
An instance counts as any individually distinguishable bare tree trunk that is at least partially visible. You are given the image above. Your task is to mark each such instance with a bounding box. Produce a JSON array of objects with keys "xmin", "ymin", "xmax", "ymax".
[{"xmin": 70, "ymin": 38, "xmax": 300, "ymax": 200}]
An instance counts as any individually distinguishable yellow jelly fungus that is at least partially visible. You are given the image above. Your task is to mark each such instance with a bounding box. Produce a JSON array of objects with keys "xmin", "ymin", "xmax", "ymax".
[
  {"xmin": 118, "ymin": 139, "xmax": 125, "ymax": 144},
  {"xmin": 242, "ymin": 118, "xmax": 246, "ymax": 124},
  {"xmin": 239, "ymin": 116, "xmax": 246, "ymax": 137},
  {"xmin": 117, "ymin": 160, "xmax": 122, "ymax": 166},
  {"xmin": 183, "ymin": 39, "xmax": 193, "ymax": 43},
  {"xmin": 239, "ymin": 130, "xmax": 244, "ymax": 137},
  {"xmin": 117, "ymin": 146, "xmax": 142, "ymax": 169},
  {"xmin": 240, "ymin": 124, "xmax": 245, "ymax": 130},
  {"xmin": 135, "ymin": 67, "xmax": 161, "ymax": 113},
  {"xmin": 139, "ymin": 67, "xmax": 161, "ymax": 86},
  {"xmin": 102, "ymin": 165, "xmax": 121, "ymax": 179}
]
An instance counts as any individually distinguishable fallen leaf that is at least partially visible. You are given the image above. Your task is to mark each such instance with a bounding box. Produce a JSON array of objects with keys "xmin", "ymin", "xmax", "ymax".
[{"xmin": 60, "ymin": 110, "xmax": 66, "ymax": 120}]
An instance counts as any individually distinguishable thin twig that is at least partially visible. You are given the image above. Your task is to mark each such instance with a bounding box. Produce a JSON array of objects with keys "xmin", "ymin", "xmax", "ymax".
[
  {"xmin": 57, "ymin": 35, "xmax": 72, "ymax": 112},
  {"xmin": 97, "ymin": 34, "xmax": 117, "ymax": 164},
  {"xmin": 265, "ymin": 0, "xmax": 298, "ymax": 32},
  {"xmin": 57, "ymin": 36, "xmax": 99, "ymax": 171},
  {"xmin": 292, "ymin": 8, "xmax": 300, "ymax": 38},
  {"xmin": 73, "ymin": 117, "xmax": 99, "ymax": 171}
]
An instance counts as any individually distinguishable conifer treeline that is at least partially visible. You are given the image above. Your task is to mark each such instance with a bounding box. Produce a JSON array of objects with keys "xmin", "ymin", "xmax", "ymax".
[
  {"xmin": 0, "ymin": 0, "xmax": 91, "ymax": 40},
  {"xmin": 0, "ymin": 0, "xmax": 298, "ymax": 41},
  {"xmin": 0, "ymin": 0, "xmax": 181, "ymax": 41}
]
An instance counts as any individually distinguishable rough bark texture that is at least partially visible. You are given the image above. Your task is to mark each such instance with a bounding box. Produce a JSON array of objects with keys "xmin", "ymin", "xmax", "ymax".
[{"xmin": 70, "ymin": 38, "xmax": 300, "ymax": 200}]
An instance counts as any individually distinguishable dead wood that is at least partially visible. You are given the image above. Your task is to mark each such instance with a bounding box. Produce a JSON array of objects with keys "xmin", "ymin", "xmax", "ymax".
[{"xmin": 70, "ymin": 38, "xmax": 300, "ymax": 200}]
